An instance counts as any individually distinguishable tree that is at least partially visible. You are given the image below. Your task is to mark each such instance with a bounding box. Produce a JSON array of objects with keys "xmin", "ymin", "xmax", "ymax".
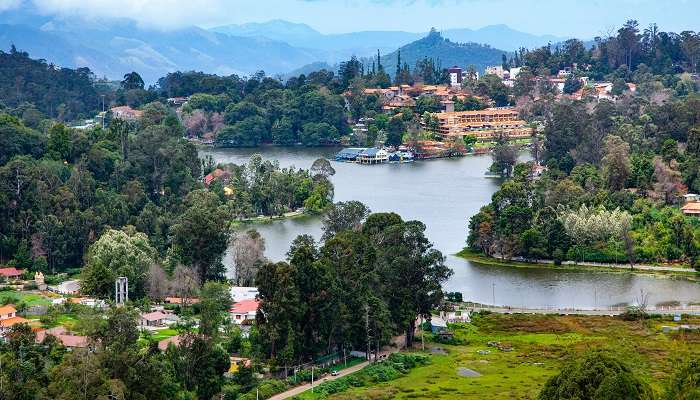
[
  {"xmin": 653, "ymin": 157, "xmax": 686, "ymax": 205},
  {"xmin": 121, "ymin": 72, "xmax": 145, "ymax": 90},
  {"xmin": 171, "ymin": 190, "xmax": 231, "ymax": 283},
  {"xmin": 601, "ymin": 135, "xmax": 632, "ymax": 191},
  {"xmin": 321, "ymin": 201, "xmax": 371, "ymax": 241},
  {"xmin": 310, "ymin": 158, "xmax": 336, "ymax": 180},
  {"xmin": 490, "ymin": 136, "xmax": 518, "ymax": 177},
  {"xmin": 199, "ymin": 281, "xmax": 233, "ymax": 337},
  {"xmin": 81, "ymin": 227, "xmax": 157, "ymax": 299},
  {"xmin": 563, "ymin": 74, "xmax": 583, "ymax": 94},
  {"xmin": 539, "ymin": 351, "xmax": 652, "ymax": 400},
  {"xmin": 386, "ymin": 116, "xmax": 405, "ymax": 147},
  {"xmin": 231, "ymin": 229, "xmax": 266, "ymax": 286}
]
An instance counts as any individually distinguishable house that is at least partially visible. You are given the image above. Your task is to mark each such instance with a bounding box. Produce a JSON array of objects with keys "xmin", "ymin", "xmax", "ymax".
[
  {"xmin": 231, "ymin": 287, "xmax": 259, "ymax": 303},
  {"xmin": 448, "ymin": 66, "xmax": 463, "ymax": 87},
  {"xmin": 684, "ymin": 194, "xmax": 700, "ymax": 203},
  {"xmin": 0, "ymin": 305, "xmax": 28, "ymax": 336},
  {"xmin": 335, "ymin": 147, "xmax": 366, "ymax": 162},
  {"xmin": 49, "ymin": 280, "xmax": 80, "ymax": 295},
  {"xmin": 140, "ymin": 311, "xmax": 169, "ymax": 328},
  {"xmin": 230, "ymin": 299, "xmax": 259, "ymax": 324},
  {"xmin": 485, "ymin": 65, "xmax": 505, "ymax": 79},
  {"xmin": 110, "ymin": 106, "xmax": 143, "ymax": 121},
  {"xmin": 204, "ymin": 168, "xmax": 230, "ymax": 186},
  {"xmin": 357, "ymin": 148, "xmax": 389, "ymax": 164},
  {"xmin": 36, "ymin": 326, "xmax": 88, "ymax": 349},
  {"xmin": 0, "ymin": 267, "xmax": 23, "ymax": 280},
  {"xmin": 681, "ymin": 201, "xmax": 700, "ymax": 217}
]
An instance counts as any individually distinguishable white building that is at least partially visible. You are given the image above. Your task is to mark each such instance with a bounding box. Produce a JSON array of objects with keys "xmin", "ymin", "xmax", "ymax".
[{"xmin": 231, "ymin": 286, "xmax": 259, "ymax": 303}]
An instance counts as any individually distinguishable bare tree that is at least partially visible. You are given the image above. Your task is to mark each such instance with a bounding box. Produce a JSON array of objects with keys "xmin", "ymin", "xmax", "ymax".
[
  {"xmin": 147, "ymin": 264, "xmax": 168, "ymax": 301},
  {"xmin": 171, "ymin": 264, "xmax": 200, "ymax": 304},
  {"xmin": 231, "ymin": 229, "xmax": 266, "ymax": 286}
]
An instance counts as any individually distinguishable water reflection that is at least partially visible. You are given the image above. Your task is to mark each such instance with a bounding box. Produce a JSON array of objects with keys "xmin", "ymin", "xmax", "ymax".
[{"xmin": 205, "ymin": 146, "xmax": 700, "ymax": 308}]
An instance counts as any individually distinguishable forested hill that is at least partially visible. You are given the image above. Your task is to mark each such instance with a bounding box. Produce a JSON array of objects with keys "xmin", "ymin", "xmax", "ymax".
[
  {"xmin": 381, "ymin": 29, "xmax": 507, "ymax": 76},
  {"xmin": 0, "ymin": 47, "xmax": 99, "ymax": 121}
]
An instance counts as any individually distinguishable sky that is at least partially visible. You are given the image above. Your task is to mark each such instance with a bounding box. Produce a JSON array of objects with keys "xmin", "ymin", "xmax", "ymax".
[{"xmin": 2, "ymin": 0, "xmax": 699, "ymax": 37}]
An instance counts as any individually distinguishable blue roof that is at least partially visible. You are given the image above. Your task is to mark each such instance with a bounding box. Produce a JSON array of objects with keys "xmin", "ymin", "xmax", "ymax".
[
  {"xmin": 361, "ymin": 148, "xmax": 381, "ymax": 157},
  {"xmin": 336, "ymin": 147, "xmax": 366, "ymax": 157}
]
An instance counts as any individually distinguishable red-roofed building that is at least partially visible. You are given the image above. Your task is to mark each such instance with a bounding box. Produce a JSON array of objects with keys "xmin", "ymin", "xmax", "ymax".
[
  {"xmin": 0, "ymin": 267, "xmax": 23, "ymax": 280},
  {"xmin": 139, "ymin": 311, "xmax": 169, "ymax": 328},
  {"xmin": 204, "ymin": 168, "xmax": 231, "ymax": 186},
  {"xmin": 229, "ymin": 300, "xmax": 259, "ymax": 324},
  {"xmin": 36, "ymin": 327, "xmax": 89, "ymax": 349}
]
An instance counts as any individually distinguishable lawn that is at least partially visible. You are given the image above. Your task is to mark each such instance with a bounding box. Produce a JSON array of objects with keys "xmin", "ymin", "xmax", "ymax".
[
  {"xmin": 300, "ymin": 313, "xmax": 700, "ymax": 399},
  {"xmin": 0, "ymin": 290, "xmax": 51, "ymax": 307}
]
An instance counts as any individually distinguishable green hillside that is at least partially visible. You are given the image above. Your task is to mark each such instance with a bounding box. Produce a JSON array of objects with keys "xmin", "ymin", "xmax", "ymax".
[{"xmin": 381, "ymin": 29, "xmax": 507, "ymax": 77}]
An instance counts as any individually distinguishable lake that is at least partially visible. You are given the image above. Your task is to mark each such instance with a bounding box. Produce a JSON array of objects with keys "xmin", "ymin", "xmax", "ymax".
[{"xmin": 201, "ymin": 146, "xmax": 700, "ymax": 309}]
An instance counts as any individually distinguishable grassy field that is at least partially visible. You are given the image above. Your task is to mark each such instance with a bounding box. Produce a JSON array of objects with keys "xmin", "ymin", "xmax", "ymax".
[
  {"xmin": 0, "ymin": 290, "xmax": 52, "ymax": 307},
  {"xmin": 300, "ymin": 313, "xmax": 700, "ymax": 399}
]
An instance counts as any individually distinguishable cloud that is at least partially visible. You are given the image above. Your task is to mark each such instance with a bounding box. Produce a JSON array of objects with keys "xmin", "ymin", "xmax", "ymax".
[
  {"xmin": 30, "ymin": 0, "xmax": 234, "ymax": 29},
  {"xmin": 0, "ymin": 0, "xmax": 23, "ymax": 11}
]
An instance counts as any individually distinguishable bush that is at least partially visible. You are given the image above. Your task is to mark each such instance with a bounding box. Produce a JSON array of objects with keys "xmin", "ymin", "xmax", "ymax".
[
  {"xmin": 664, "ymin": 358, "xmax": 700, "ymax": 399},
  {"xmin": 552, "ymin": 249, "xmax": 564, "ymax": 266},
  {"xmin": 539, "ymin": 351, "xmax": 652, "ymax": 400},
  {"xmin": 618, "ymin": 306, "xmax": 648, "ymax": 321}
]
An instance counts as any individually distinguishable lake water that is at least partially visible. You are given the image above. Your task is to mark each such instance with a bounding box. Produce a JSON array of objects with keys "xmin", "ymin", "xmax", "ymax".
[{"xmin": 201, "ymin": 146, "xmax": 700, "ymax": 309}]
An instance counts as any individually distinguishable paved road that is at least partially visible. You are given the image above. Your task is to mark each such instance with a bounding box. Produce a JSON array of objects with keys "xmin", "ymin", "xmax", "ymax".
[{"xmin": 269, "ymin": 336, "xmax": 404, "ymax": 400}]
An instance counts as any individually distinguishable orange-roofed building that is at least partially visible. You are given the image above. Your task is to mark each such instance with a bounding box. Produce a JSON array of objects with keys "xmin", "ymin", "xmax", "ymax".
[
  {"xmin": 0, "ymin": 305, "xmax": 28, "ymax": 336},
  {"xmin": 230, "ymin": 299, "xmax": 259, "ymax": 324},
  {"xmin": 204, "ymin": 168, "xmax": 231, "ymax": 186},
  {"xmin": 681, "ymin": 202, "xmax": 700, "ymax": 216}
]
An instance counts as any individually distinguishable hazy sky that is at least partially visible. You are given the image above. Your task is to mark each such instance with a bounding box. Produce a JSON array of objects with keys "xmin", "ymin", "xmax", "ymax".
[{"xmin": 3, "ymin": 0, "xmax": 699, "ymax": 37}]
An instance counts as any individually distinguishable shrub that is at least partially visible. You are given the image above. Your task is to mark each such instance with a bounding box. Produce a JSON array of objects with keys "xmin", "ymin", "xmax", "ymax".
[
  {"xmin": 664, "ymin": 358, "xmax": 700, "ymax": 399},
  {"xmin": 539, "ymin": 351, "xmax": 652, "ymax": 400}
]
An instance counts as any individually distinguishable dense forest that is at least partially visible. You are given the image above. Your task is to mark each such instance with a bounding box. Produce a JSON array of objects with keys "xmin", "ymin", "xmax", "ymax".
[
  {"xmin": 469, "ymin": 91, "xmax": 700, "ymax": 266},
  {"xmin": 0, "ymin": 46, "xmax": 102, "ymax": 122}
]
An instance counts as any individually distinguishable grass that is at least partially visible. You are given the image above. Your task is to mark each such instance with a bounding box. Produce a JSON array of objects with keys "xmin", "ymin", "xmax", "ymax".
[
  {"xmin": 302, "ymin": 313, "xmax": 700, "ymax": 399},
  {"xmin": 0, "ymin": 290, "xmax": 52, "ymax": 307},
  {"xmin": 455, "ymin": 248, "xmax": 700, "ymax": 279}
]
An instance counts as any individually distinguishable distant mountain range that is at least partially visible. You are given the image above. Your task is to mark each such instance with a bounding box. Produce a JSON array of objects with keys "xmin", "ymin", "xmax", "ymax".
[
  {"xmin": 0, "ymin": 9, "xmax": 567, "ymax": 84},
  {"xmin": 211, "ymin": 19, "xmax": 567, "ymax": 53}
]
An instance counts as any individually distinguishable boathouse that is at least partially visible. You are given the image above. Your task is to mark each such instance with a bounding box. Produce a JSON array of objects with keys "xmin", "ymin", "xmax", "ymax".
[
  {"xmin": 357, "ymin": 148, "xmax": 389, "ymax": 164},
  {"xmin": 335, "ymin": 147, "xmax": 365, "ymax": 162}
]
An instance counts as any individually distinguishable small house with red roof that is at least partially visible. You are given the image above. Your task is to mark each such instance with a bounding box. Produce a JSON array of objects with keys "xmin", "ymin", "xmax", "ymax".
[
  {"xmin": 36, "ymin": 326, "xmax": 89, "ymax": 349},
  {"xmin": 229, "ymin": 299, "xmax": 259, "ymax": 324},
  {"xmin": 0, "ymin": 267, "xmax": 23, "ymax": 280}
]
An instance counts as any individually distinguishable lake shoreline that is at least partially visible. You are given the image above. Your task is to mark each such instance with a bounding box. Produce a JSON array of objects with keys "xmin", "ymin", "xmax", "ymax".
[{"xmin": 455, "ymin": 248, "xmax": 700, "ymax": 279}]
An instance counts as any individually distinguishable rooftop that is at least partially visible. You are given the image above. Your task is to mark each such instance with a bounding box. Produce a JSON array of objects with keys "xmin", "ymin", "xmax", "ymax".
[{"xmin": 230, "ymin": 299, "xmax": 259, "ymax": 314}]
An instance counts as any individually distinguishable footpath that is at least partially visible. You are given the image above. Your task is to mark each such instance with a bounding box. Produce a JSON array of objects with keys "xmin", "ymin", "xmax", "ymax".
[{"xmin": 269, "ymin": 336, "xmax": 405, "ymax": 400}]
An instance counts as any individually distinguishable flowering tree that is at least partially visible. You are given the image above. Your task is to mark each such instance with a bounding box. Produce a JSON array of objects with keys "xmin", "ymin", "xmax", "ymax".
[{"xmin": 558, "ymin": 204, "xmax": 632, "ymax": 262}]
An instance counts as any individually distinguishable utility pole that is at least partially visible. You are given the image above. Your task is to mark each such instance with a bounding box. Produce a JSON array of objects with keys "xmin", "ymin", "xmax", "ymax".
[{"xmin": 311, "ymin": 366, "xmax": 314, "ymax": 393}]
